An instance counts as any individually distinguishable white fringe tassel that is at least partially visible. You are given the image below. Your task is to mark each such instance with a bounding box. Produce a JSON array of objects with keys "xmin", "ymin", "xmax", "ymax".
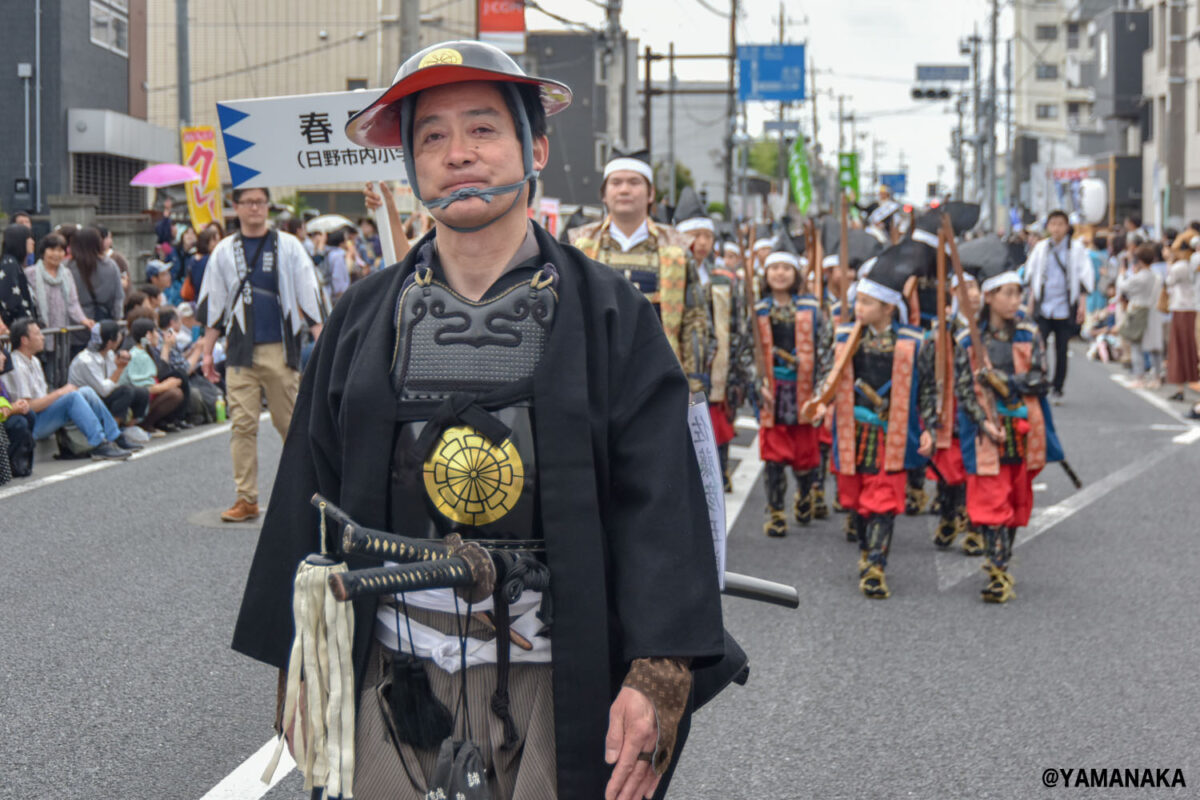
[{"xmin": 262, "ymin": 560, "xmax": 356, "ymax": 798}]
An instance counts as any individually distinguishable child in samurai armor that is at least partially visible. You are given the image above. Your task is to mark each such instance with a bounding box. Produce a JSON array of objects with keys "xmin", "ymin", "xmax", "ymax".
[
  {"xmin": 954, "ymin": 260, "xmax": 1064, "ymax": 603},
  {"xmin": 817, "ymin": 250, "xmax": 930, "ymax": 598},
  {"xmin": 918, "ymin": 265, "xmax": 983, "ymax": 551},
  {"xmin": 755, "ymin": 251, "xmax": 832, "ymax": 537}
]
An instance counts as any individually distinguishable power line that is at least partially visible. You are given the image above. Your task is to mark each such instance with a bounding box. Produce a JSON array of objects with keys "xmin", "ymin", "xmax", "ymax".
[
  {"xmin": 692, "ymin": 0, "xmax": 732, "ymax": 18},
  {"xmin": 146, "ymin": 26, "xmax": 382, "ymax": 93},
  {"xmin": 522, "ymin": 0, "xmax": 595, "ymax": 31}
]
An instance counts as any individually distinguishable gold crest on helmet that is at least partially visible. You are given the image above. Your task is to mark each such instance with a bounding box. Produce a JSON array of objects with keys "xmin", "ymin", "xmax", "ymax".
[{"xmin": 419, "ymin": 48, "xmax": 464, "ymax": 69}]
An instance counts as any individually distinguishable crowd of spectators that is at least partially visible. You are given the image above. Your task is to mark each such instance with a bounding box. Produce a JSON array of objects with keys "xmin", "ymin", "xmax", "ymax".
[
  {"xmin": 0, "ymin": 211, "xmax": 243, "ymax": 484},
  {"xmin": 1056, "ymin": 214, "xmax": 1200, "ymax": 413},
  {"xmin": 0, "ymin": 191, "xmax": 399, "ymax": 486}
]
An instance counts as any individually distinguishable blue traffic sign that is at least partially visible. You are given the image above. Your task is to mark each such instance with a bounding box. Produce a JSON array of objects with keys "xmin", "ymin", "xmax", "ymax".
[
  {"xmin": 738, "ymin": 44, "xmax": 806, "ymax": 103},
  {"xmin": 880, "ymin": 172, "xmax": 908, "ymax": 196}
]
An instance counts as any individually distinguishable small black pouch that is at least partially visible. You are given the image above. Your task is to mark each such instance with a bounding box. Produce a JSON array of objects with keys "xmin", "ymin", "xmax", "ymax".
[
  {"xmin": 380, "ymin": 651, "xmax": 454, "ymax": 750},
  {"xmin": 427, "ymin": 738, "xmax": 491, "ymax": 800}
]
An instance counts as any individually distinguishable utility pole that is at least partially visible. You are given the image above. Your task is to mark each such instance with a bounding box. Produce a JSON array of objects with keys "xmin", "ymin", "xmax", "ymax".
[
  {"xmin": 723, "ymin": 0, "xmax": 738, "ymax": 215},
  {"xmin": 400, "ymin": 0, "xmax": 420, "ymax": 60},
  {"xmin": 809, "ymin": 52, "xmax": 819, "ymax": 160},
  {"xmin": 605, "ymin": 0, "xmax": 626, "ymax": 159},
  {"xmin": 1005, "ymin": 36, "xmax": 1013, "ymax": 223},
  {"xmin": 175, "ymin": 0, "xmax": 190, "ymax": 125},
  {"xmin": 837, "ymin": 95, "xmax": 846, "ymax": 155},
  {"xmin": 969, "ymin": 27, "xmax": 981, "ymax": 203},
  {"xmin": 776, "ymin": 2, "xmax": 788, "ymax": 204},
  {"xmin": 1166, "ymin": 0, "xmax": 1186, "ymax": 220},
  {"xmin": 643, "ymin": 45, "xmax": 653, "ymax": 153},
  {"xmin": 668, "ymin": 42, "xmax": 677, "ymax": 208},
  {"xmin": 870, "ymin": 135, "xmax": 884, "ymax": 188},
  {"xmin": 955, "ymin": 94, "xmax": 966, "ymax": 200},
  {"xmin": 987, "ymin": 0, "xmax": 999, "ymax": 231}
]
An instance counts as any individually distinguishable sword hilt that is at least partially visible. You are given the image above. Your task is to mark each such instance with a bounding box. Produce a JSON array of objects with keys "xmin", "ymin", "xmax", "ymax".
[
  {"xmin": 340, "ymin": 523, "xmax": 453, "ymax": 563},
  {"xmin": 328, "ymin": 547, "xmax": 496, "ymax": 603}
]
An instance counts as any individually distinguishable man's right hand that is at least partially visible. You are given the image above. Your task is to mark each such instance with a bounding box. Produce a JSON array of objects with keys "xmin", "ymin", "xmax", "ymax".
[
  {"xmin": 116, "ymin": 350, "xmax": 131, "ymax": 366},
  {"xmin": 364, "ymin": 182, "xmax": 379, "ymax": 210},
  {"xmin": 982, "ymin": 420, "xmax": 1005, "ymax": 444},
  {"xmin": 13, "ymin": 399, "xmax": 30, "ymax": 415},
  {"xmin": 202, "ymin": 353, "xmax": 219, "ymax": 383}
]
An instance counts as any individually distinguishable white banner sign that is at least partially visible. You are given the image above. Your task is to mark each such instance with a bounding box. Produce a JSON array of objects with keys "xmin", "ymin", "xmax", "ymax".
[
  {"xmin": 688, "ymin": 393, "xmax": 727, "ymax": 589},
  {"xmin": 216, "ymin": 89, "xmax": 410, "ymax": 188}
]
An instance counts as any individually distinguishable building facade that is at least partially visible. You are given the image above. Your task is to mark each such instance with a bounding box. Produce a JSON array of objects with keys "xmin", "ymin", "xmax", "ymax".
[
  {"xmin": 649, "ymin": 80, "xmax": 729, "ymax": 207},
  {"xmin": 0, "ymin": 0, "xmax": 176, "ymax": 218},
  {"xmin": 1139, "ymin": 0, "xmax": 1200, "ymax": 229},
  {"xmin": 1012, "ymin": 0, "xmax": 1122, "ymax": 218},
  {"xmin": 145, "ymin": 0, "xmax": 476, "ymax": 213}
]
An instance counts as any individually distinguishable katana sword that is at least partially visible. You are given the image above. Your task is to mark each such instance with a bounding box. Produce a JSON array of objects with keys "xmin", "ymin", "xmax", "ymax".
[{"xmin": 312, "ymin": 495, "xmax": 799, "ymax": 610}]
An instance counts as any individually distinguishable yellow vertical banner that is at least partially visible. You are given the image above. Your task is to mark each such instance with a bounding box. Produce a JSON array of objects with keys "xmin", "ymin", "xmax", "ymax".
[{"xmin": 180, "ymin": 126, "xmax": 224, "ymax": 230}]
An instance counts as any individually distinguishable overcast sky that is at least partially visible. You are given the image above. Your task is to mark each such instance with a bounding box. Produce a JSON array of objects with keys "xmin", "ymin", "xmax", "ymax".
[{"xmin": 529, "ymin": 0, "xmax": 1005, "ymax": 202}]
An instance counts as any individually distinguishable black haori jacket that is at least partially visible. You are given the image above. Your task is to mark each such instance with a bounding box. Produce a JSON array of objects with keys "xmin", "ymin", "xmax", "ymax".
[{"xmin": 230, "ymin": 222, "xmax": 733, "ymax": 796}]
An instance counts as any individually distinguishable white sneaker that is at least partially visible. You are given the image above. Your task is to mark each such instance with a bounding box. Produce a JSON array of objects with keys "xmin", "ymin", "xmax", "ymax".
[{"xmin": 123, "ymin": 425, "xmax": 151, "ymax": 444}]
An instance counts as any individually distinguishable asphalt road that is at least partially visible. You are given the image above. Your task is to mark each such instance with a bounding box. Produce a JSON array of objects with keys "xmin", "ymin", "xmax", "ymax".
[{"xmin": 3, "ymin": 346, "xmax": 1198, "ymax": 800}]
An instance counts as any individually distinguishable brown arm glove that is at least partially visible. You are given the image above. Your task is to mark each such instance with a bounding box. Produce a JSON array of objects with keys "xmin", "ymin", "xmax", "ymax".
[{"xmin": 622, "ymin": 657, "xmax": 692, "ymax": 776}]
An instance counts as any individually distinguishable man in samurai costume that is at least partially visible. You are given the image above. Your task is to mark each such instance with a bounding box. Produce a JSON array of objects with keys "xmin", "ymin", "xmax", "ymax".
[
  {"xmin": 570, "ymin": 151, "xmax": 709, "ymax": 393},
  {"xmin": 818, "ymin": 248, "xmax": 930, "ymax": 598},
  {"xmin": 954, "ymin": 258, "xmax": 1064, "ymax": 603},
  {"xmin": 754, "ymin": 251, "xmax": 833, "ymax": 537},
  {"xmin": 230, "ymin": 41, "xmax": 740, "ymax": 800},
  {"xmin": 676, "ymin": 206, "xmax": 748, "ymax": 491}
]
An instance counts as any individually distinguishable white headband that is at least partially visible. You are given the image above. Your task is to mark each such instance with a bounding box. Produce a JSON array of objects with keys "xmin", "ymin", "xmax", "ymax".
[
  {"xmin": 854, "ymin": 277, "xmax": 909, "ymax": 323},
  {"xmin": 753, "ymin": 238, "xmax": 774, "ymax": 251},
  {"xmin": 764, "ymin": 252, "xmax": 800, "ymax": 270},
  {"xmin": 822, "ymin": 253, "xmax": 840, "ymax": 269},
  {"xmin": 950, "ymin": 272, "xmax": 977, "ymax": 289},
  {"xmin": 981, "ymin": 270, "xmax": 1021, "ymax": 293},
  {"xmin": 911, "ymin": 228, "xmax": 939, "ymax": 248},
  {"xmin": 603, "ymin": 158, "xmax": 654, "ymax": 183},
  {"xmin": 723, "ymin": 242, "xmax": 741, "ymax": 254},
  {"xmin": 856, "ymin": 277, "xmax": 904, "ymax": 308},
  {"xmin": 677, "ymin": 217, "xmax": 716, "ymax": 235}
]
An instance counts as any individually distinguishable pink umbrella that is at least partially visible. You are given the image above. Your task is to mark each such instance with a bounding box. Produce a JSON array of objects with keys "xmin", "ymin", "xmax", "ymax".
[{"xmin": 130, "ymin": 163, "xmax": 202, "ymax": 188}]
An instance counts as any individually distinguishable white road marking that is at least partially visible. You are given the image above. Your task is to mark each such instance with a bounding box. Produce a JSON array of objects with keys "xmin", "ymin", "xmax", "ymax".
[
  {"xmin": 935, "ymin": 444, "xmax": 1181, "ymax": 591},
  {"xmin": 0, "ymin": 417, "xmax": 269, "ymax": 502},
  {"xmin": 1032, "ymin": 482, "xmax": 1047, "ymax": 491},
  {"xmin": 1109, "ymin": 373, "xmax": 1198, "ymax": 427},
  {"xmin": 197, "ymin": 738, "xmax": 296, "ymax": 800},
  {"xmin": 734, "ymin": 416, "xmax": 760, "ymax": 430},
  {"xmin": 724, "ymin": 434, "xmax": 764, "ymax": 535},
  {"xmin": 1173, "ymin": 426, "xmax": 1200, "ymax": 445},
  {"xmin": 1150, "ymin": 423, "xmax": 1191, "ymax": 431}
]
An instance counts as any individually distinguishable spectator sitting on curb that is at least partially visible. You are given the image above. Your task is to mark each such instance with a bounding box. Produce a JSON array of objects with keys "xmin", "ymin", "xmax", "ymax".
[
  {"xmin": 0, "ymin": 350, "xmax": 35, "ymax": 477},
  {"xmin": 119, "ymin": 317, "xmax": 184, "ymax": 436},
  {"xmin": 68, "ymin": 321, "xmax": 149, "ymax": 433},
  {"xmin": 0, "ymin": 318, "xmax": 134, "ymax": 459}
]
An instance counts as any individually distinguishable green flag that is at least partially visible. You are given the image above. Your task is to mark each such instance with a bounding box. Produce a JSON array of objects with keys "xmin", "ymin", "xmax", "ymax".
[
  {"xmin": 838, "ymin": 152, "xmax": 860, "ymax": 203},
  {"xmin": 789, "ymin": 134, "xmax": 812, "ymax": 215}
]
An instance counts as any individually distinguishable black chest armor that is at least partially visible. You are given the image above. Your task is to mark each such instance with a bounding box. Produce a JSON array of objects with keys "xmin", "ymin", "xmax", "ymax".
[
  {"xmin": 387, "ymin": 265, "xmax": 557, "ymax": 542},
  {"xmin": 853, "ymin": 327, "xmax": 895, "ymax": 405},
  {"xmin": 983, "ymin": 325, "xmax": 1016, "ymax": 377},
  {"xmin": 769, "ymin": 301, "xmax": 796, "ymax": 365}
]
